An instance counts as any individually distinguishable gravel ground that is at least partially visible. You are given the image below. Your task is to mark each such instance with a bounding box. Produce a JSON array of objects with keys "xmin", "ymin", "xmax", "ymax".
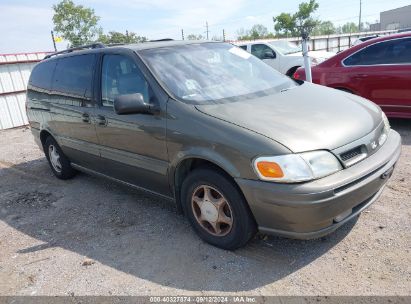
[{"xmin": 0, "ymin": 120, "xmax": 410, "ymax": 296}]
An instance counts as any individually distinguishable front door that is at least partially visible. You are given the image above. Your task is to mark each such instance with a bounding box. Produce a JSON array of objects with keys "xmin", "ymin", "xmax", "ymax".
[
  {"xmin": 250, "ymin": 44, "xmax": 279, "ymax": 71},
  {"xmin": 94, "ymin": 52, "xmax": 170, "ymax": 196},
  {"xmin": 343, "ymin": 37, "xmax": 411, "ymax": 118}
]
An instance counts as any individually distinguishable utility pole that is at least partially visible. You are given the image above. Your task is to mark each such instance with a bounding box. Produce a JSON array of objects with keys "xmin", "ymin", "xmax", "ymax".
[
  {"xmin": 301, "ymin": 29, "xmax": 312, "ymax": 82},
  {"xmin": 358, "ymin": 0, "xmax": 362, "ymax": 32},
  {"xmin": 181, "ymin": 29, "xmax": 184, "ymax": 40},
  {"xmin": 50, "ymin": 30, "xmax": 57, "ymax": 52},
  {"xmin": 222, "ymin": 29, "xmax": 225, "ymax": 42},
  {"xmin": 205, "ymin": 21, "xmax": 209, "ymax": 40}
]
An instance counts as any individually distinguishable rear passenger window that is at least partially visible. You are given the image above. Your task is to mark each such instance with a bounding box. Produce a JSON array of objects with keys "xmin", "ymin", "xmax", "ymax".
[
  {"xmin": 344, "ymin": 38, "xmax": 411, "ymax": 66},
  {"xmin": 53, "ymin": 54, "xmax": 95, "ymax": 98},
  {"xmin": 29, "ymin": 60, "xmax": 56, "ymax": 90},
  {"xmin": 101, "ymin": 54, "xmax": 150, "ymax": 107}
]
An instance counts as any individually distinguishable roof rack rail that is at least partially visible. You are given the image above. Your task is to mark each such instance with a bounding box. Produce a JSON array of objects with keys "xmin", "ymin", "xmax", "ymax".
[
  {"xmin": 149, "ymin": 38, "xmax": 174, "ymax": 42},
  {"xmin": 43, "ymin": 43, "xmax": 106, "ymax": 59}
]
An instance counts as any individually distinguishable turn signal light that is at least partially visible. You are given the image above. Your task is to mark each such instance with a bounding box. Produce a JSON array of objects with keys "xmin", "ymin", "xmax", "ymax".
[{"xmin": 256, "ymin": 161, "xmax": 284, "ymax": 178}]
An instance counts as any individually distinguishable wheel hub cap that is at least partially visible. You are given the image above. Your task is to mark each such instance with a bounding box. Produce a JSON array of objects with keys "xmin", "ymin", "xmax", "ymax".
[
  {"xmin": 49, "ymin": 145, "xmax": 62, "ymax": 173},
  {"xmin": 201, "ymin": 201, "xmax": 218, "ymax": 223}
]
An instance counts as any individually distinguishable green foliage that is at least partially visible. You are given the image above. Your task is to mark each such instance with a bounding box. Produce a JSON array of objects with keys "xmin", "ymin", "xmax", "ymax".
[
  {"xmin": 273, "ymin": 0, "xmax": 319, "ymax": 37},
  {"xmin": 237, "ymin": 24, "xmax": 274, "ymax": 40},
  {"xmin": 98, "ymin": 31, "xmax": 148, "ymax": 44},
  {"xmin": 340, "ymin": 22, "xmax": 358, "ymax": 33},
  {"xmin": 312, "ymin": 21, "xmax": 336, "ymax": 36},
  {"xmin": 273, "ymin": 13, "xmax": 296, "ymax": 37},
  {"xmin": 53, "ymin": 0, "xmax": 102, "ymax": 46},
  {"xmin": 249, "ymin": 24, "xmax": 269, "ymax": 39}
]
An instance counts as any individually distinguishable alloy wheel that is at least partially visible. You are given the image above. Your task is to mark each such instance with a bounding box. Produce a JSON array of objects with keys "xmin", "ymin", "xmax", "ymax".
[
  {"xmin": 48, "ymin": 144, "xmax": 62, "ymax": 173},
  {"xmin": 191, "ymin": 185, "xmax": 233, "ymax": 237}
]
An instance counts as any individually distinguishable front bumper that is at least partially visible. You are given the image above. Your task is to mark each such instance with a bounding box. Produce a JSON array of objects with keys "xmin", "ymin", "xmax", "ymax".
[{"xmin": 236, "ymin": 130, "xmax": 402, "ymax": 239}]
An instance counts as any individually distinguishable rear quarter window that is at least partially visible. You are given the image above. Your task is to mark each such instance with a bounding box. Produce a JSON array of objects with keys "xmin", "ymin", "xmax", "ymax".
[
  {"xmin": 53, "ymin": 54, "xmax": 95, "ymax": 98},
  {"xmin": 29, "ymin": 60, "xmax": 57, "ymax": 90}
]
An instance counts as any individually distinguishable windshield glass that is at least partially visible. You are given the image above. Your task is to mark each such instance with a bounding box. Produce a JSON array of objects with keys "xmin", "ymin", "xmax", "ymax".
[
  {"xmin": 139, "ymin": 43, "xmax": 295, "ymax": 104},
  {"xmin": 268, "ymin": 41, "xmax": 301, "ymax": 55}
]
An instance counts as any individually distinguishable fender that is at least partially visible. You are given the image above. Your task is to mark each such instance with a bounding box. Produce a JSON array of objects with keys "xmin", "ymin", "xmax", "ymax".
[{"xmin": 168, "ymin": 146, "xmax": 241, "ymax": 192}]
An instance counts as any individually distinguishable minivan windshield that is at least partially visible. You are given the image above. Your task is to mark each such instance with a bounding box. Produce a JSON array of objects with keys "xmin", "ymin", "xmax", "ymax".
[
  {"xmin": 140, "ymin": 43, "xmax": 295, "ymax": 104},
  {"xmin": 268, "ymin": 41, "xmax": 301, "ymax": 55}
]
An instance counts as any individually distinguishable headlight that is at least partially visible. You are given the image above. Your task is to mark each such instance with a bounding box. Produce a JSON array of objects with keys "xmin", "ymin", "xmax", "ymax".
[
  {"xmin": 253, "ymin": 151, "xmax": 342, "ymax": 183},
  {"xmin": 382, "ymin": 112, "xmax": 390, "ymax": 132},
  {"xmin": 379, "ymin": 112, "xmax": 390, "ymax": 146}
]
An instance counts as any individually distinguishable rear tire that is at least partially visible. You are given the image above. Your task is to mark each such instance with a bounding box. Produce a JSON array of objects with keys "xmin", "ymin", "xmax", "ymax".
[
  {"xmin": 181, "ymin": 168, "xmax": 256, "ymax": 250},
  {"xmin": 44, "ymin": 136, "xmax": 76, "ymax": 180}
]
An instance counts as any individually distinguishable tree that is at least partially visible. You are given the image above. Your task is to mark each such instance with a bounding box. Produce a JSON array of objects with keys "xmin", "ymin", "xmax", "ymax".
[
  {"xmin": 340, "ymin": 22, "xmax": 358, "ymax": 33},
  {"xmin": 273, "ymin": 0, "xmax": 320, "ymax": 37},
  {"xmin": 236, "ymin": 24, "xmax": 274, "ymax": 40},
  {"xmin": 186, "ymin": 34, "xmax": 204, "ymax": 40},
  {"xmin": 53, "ymin": 0, "xmax": 102, "ymax": 47},
  {"xmin": 249, "ymin": 24, "xmax": 268, "ymax": 39},
  {"xmin": 273, "ymin": 13, "xmax": 296, "ymax": 37},
  {"xmin": 98, "ymin": 31, "xmax": 148, "ymax": 44},
  {"xmin": 312, "ymin": 21, "xmax": 336, "ymax": 36},
  {"xmin": 294, "ymin": 0, "xmax": 320, "ymax": 30}
]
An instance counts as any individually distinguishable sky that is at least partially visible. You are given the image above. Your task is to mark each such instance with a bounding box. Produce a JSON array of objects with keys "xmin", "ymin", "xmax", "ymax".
[{"xmin": 0, "ymin": 0, "xmax": 410, "ymax": 53}]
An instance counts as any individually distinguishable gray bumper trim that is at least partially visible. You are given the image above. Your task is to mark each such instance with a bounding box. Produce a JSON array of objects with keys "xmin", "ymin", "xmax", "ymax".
[{"xmin": 258, "ymin": 185, "xmax": 385, "ymax": 239}]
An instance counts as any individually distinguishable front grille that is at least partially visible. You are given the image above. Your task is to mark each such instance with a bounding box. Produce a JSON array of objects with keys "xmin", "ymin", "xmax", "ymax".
[
  {"xmin": 339, "ymin": 146, "xmax": 367, "ymax": 166},
  {"xmin": 340, "ymin": 146, "xmax": 362, "ymax": 162}
]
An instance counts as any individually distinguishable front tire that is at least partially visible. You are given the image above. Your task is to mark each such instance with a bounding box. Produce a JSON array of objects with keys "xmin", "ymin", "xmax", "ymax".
[
  {"xmin": 44, "ymin": 136, "xmax": 76, "ymax": 179},
  {"xmin": 181, "ymin": 168, "xmax": 256, "ymax": 250}
]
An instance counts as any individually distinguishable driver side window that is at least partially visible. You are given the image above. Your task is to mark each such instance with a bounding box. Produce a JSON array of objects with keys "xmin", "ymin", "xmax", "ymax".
[
  {"xmin": 251, "ymin": 44, "xmax": 275, "ymax": 59},
  {"xmin": 101, "ymin": 54, "xmax": 150, "ymax": 107}
]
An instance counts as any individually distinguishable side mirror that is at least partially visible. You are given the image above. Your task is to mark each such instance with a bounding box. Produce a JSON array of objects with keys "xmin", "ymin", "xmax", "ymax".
[
  {"xmin": 114, "ymin": 93, "xmax": 152, "ymax": 115},
  {"xmin": 263, "ymin": 50, "xmax": 276, "ymax": 59}
]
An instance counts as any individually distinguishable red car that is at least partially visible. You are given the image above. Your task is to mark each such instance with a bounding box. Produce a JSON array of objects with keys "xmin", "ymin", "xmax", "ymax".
[{"xmin": 294, "ymin": 33, "xmax": 411, "ymax": 118}]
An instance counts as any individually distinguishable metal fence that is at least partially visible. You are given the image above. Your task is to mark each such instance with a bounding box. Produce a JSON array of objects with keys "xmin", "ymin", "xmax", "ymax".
[
  {"xmin": 0, "ymin": 52, "xmax": 50, "ymax": 130},
  {"xmin": 231, "ymin": 29, "xmax": 399, "ymax": 53}
]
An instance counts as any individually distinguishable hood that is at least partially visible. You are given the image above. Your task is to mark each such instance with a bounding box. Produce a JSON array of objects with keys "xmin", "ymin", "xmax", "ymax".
[{"xmin": 195, "ymin": 83, "xmax": 382, "ymax": 153}]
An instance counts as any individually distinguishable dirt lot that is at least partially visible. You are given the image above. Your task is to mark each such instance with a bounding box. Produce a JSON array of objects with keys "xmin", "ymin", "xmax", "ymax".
[{"xmin": 0, "ymin": 120, "xmax": 410, "ymax": 296}]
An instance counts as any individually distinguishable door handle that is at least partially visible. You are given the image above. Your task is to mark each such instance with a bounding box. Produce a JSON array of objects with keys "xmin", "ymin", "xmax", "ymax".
[
  {"xmin": 82, "ymin": 113, "xmax": 90, "ymax": 123},
  {"xmin": 96, "ymin": 115, "xmax": 107, "ymax": 126}
]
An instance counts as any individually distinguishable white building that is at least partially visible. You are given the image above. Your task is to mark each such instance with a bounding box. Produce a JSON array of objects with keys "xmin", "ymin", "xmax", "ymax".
[{"xmin": 370, "ymin": 5, "xmax": 411, "ymax": 31}]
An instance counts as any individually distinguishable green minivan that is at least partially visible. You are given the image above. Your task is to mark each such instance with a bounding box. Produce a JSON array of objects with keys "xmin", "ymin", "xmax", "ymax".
[{"xmin": 26, "ymin": 41, "xmax": 401, "ymax": 249}]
